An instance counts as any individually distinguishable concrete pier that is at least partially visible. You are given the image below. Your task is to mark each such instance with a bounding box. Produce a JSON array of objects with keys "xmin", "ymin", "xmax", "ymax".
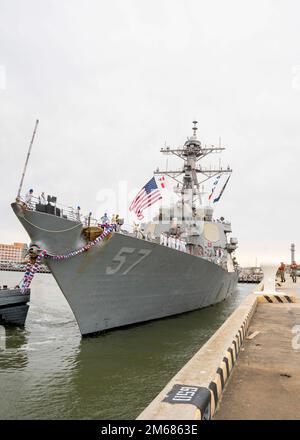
[
  {"xmin": 215, "ymin": 297, "xmax": 300, "ymax": 419},
  {"xmin": 137, "ymin": 272, "xmax": 300, "ymax": 420}
]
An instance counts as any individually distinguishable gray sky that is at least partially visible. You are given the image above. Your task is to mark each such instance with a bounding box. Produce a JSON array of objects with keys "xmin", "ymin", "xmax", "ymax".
[{"xmin": 0, "ymin": 0, "xmax": 300, "ymax": 266}]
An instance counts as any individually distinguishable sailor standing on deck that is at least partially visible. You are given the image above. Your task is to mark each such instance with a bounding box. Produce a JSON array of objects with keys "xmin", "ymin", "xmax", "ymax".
[
  {"xmin": 39, "ymin": 192, "xmax": 46, "ymax": 204},
  {"xmin": 101, "ymin": 212, "xmax": 110, "ymax": 225},
  {"xmin": 25, "ymin": 189, "xmax": 34, "ymax": 208},
  {"xmin": 76, "ymin": 206, "xmax": 81, "ymax": 221},
  {"xmin": 290, "ymin": 261, "xmax": 298, "ymax": 283}
]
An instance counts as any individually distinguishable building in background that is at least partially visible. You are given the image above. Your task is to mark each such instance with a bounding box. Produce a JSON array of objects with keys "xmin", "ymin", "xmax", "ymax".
[{"xmin": 0, "ymin": 242, "xmax": 28, "ymax": 263}]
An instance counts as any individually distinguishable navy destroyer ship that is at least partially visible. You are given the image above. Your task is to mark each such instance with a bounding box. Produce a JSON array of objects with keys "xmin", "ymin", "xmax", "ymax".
[{"xmin": 12, "ymin": 122, "xmax": 238, "ymax": 335}]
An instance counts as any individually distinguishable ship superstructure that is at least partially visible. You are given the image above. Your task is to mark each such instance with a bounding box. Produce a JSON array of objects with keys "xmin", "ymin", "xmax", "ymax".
[{"xmin": 139, "ymin": 121, "xmax": 237, "ymax": 271}]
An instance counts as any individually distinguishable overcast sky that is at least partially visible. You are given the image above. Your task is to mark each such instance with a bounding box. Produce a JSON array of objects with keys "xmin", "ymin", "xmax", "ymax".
[{"xmin": 0, "ymin": 0, "xmax": 300, "ymax": 266}]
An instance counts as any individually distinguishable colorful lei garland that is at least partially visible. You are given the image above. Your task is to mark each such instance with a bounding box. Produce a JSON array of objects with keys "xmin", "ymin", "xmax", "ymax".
[{"xmin": 21, "ymin": 226, "xmax": 114, "ymax": 293}]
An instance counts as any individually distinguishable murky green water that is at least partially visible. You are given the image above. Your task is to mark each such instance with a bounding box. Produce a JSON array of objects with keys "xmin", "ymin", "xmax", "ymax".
[{"xmin": 0, "ymin": 271, "xmax": 253, "ymax": 419}]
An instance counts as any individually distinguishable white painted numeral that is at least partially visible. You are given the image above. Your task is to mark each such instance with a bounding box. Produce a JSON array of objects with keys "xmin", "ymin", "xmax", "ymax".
[
  {"xmin": 122, "ymin": 249, "xmax": 151, "ymax": 275},
  {"xmin": 106, "ymin": 247, "xmax": 135, "ymax": 275},
  {"xmin": 106, "ymin": 247, "xmax": 151, "ymax": 275}
]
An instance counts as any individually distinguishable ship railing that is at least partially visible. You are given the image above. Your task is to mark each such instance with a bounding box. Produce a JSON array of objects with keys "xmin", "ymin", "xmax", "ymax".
[
  {"xmin": 20, "ymin": 195, "xmax": 88, "ymax": 223},
  {"xmin": 81, "ymin": 216, "xmax": 110, "ymax": 228},
  {"xmin": 20, "ymin": 195, "xmax": 121, "ymax": 230}
]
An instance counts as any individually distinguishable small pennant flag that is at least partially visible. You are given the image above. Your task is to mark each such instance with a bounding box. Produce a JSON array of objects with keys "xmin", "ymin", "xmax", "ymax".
[
  {"xmin": 213, "ymin": 175, "xmax": 231, "ymax": 203},
  {"xmin": 208, "ymin": 175, "xmax": 221, "ymax": 200},
  {"xmin": 158, "ymin": 176, "xmax": 166, "ymax": 189}
]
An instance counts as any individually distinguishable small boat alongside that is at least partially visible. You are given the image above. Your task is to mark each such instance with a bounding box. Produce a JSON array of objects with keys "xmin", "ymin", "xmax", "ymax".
[{"xmin": 0, "ymin": 287, "xmax": 30, "ymax": 326}]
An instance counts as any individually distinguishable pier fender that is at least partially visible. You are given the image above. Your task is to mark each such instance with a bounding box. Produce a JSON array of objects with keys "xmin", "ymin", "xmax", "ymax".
[{"xmin": 163, "ymin": 385, "xmax": 211, "ymax": 420}]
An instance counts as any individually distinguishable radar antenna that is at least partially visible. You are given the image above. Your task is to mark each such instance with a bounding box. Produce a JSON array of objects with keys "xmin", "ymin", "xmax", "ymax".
[{"xmin": 154, "ymin": 121, "xmax": 232, "ymax": 213}]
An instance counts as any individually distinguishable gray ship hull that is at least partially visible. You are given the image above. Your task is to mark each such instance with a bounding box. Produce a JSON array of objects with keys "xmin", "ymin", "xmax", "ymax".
[{"xmin": 12, "ymin": 203, "xmax": 238, "ymax": 335}]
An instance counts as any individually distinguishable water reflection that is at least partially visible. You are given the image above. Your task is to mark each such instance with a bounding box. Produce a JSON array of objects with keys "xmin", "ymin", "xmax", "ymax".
[{"xmin": 0, "ymin": 326, "xmax": 28, "ymax": 369}]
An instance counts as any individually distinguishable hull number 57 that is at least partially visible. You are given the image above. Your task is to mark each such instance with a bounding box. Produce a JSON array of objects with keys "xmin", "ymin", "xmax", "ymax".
[{"xmin": 106, "ymin": 247, "xmax": 151, "ymax": 275}]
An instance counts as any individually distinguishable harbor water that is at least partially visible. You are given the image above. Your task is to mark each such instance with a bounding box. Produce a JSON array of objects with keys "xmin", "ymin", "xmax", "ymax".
[{"xmin": 0, "ymin": 271, "xmax": 253, "ymax": 420}]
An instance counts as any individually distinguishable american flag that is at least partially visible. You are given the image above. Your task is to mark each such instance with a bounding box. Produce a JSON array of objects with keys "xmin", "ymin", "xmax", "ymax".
[{"xmin": 129, "ymin": 177, "xmax": 162, "ymax": 220}]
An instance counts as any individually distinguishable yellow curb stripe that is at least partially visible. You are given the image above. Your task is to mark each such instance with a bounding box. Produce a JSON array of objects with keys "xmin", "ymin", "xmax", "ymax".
[{"xmin": 257, "ymin": 294, "xmax": 296, "ymax": 303}]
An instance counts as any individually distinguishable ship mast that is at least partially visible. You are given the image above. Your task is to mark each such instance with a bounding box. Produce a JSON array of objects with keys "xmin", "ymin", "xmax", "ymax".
[{"xmin": 154, "ymin": 121, "xmax": 232, "ymax": 219}]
